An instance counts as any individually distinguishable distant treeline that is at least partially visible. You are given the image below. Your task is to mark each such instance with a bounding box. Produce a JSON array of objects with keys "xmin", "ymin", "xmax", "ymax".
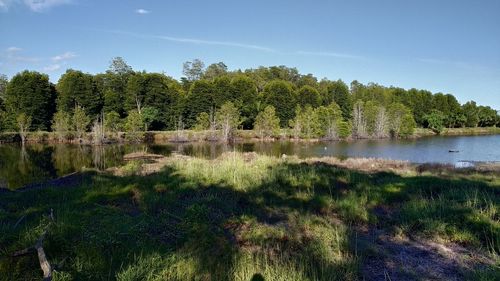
[{"xmin": 0, "ymin": 57, "xmax": 498, "ymax": 141}]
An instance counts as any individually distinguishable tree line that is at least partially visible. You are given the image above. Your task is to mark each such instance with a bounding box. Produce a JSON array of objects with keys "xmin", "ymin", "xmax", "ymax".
[{"xmin": 0, "ymin": 57, "xmax": 498, "ymax": 142}]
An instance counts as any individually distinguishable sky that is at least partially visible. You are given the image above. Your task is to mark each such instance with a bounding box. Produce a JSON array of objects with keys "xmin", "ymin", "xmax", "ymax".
[{"xmin": 1, "ymin": 0, "xmax": 499, "ymax": 109}]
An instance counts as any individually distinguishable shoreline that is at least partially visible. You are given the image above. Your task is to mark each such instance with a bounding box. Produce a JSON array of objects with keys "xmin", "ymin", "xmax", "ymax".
[
  {"xmin": 3, "ymin": 152, "xmax": 500, "ymax": 192},
  {"xmin": 0, "ymin": 127, "xmax": 499, "ymax": 145}
]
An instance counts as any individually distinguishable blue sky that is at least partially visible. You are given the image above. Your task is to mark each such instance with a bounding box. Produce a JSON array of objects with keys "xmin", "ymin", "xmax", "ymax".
[{"xmin": 1, "ymin": 0, "xmax": 499, "ymax": 109}]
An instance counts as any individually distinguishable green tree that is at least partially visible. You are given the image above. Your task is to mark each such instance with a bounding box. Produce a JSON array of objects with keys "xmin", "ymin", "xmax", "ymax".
[
  {"xmin": 289, "ymin": 105, "xmax": 318, "ymax": 139},
  {"xmin": 184, "ymin": 80, "xmax": 215, "ymax": 127},
  {"xmin": 445, "ymin": 94, "xmax": 462, "ymax": 128},
  {"xmin": 72, "ymin": 105, "xmax": 91, "ymax": 140},
  {"xmin": 425, "ymin": 110, "xmax": 445, "ymax": 134},
  {"xmin": 215, "ymin": 101, "xmax": 241, "ymax": 142},
  {"xmin": 323, "ymin": 80, "xmax": 353, "ymax": 120},
  {"xmin": 0, "ymin": 74, "xmax": 7, "ymax": 131},
  {"xmin": 0, "ymin": 74, "xmax": 7, "ymax": 110},
  {"xmin": 296, "ymin": 85, "xmax": 321, "ymax": 108},
  {"xmin": 141, "ymin": 73, "xmax": 182, "ymax": 130},
  {"xmin": 400, "ymin": 114, "xmax": 417, "ymax": 137},
  {"xmin": 125, "ymin": 72, "xmax": 146, "ymax": 113},
  {"xmin": 254, "ymin": 105, "xmax": 280, "ymax": 139},
  {"xmin": 315, "ymin": 103, "xmax": 343, "ymax": 139},
  {"xmin": 230, "ymin": 75, "xmax": 258, "ymax": 129},
  {"xmin": 101, "ymin": 57, "xmax": 134, "ymax": 116},
  {"xmin": 183, "ymin": 59, "xmax": 205, "ymax": 81},
  {"xmin": 336, "ymin": 120, "xmax": 352, "ymax": 139},
  {"xmin": 363, "ymin": 101, "xmax": 379, "ymax": 136},
  {"xmin": 388, "ymin": 103, "xmax": 416, "ymax": 138},
  {"xmin": 124, "ymin": 110, "xmax": 144, "ymax": 142},
  {"xmin": 263, "ymin": 80, "xmax": 296, "ymax": 127},
  {"xmin": 477, "ymin": 106, "xmax": 498, "ymax": 127},
  {"xmin": 104, "ymin": 111, "xmax": 122, "ymax": 132},
  {"xmin": 203, "ymin": 62, "xmax": 228, "ymax": 80},
  {"xmin": 212, "ymin": 76, "xmax": 233, "ymax": 107},
  {"xmin": 16, "ymin": 113, "xmax": 32, "ymax": 144},
  {"xmin": 193, "ymin": 112, "xmax": 212, "ymax": 131},
  {"xmin": 5, "ymin": 71, "xmax": 56, "ymax": 130},
  {"xmin": 141, "ymin": 106, "xmax": 159, "ymax": 131},
  {"xmin": 462, "ymin": 101, "xmax": 479, "ymax": 127},
  {"xmin": 52, "ymin": 111, "xmax": 72, "ymax": 141},
  {"xmin": 407, "ymin": 89, "xmax": 433, "ymax": 126},
  {"xmin": 56, "ymin": 69, "xmax": 102, "ymax": 116}
]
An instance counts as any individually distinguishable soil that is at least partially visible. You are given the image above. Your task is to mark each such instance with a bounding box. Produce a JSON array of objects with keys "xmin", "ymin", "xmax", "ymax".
[{"xmin": 357, "ymin": 209, "xmax": 496, "ymax": 281}]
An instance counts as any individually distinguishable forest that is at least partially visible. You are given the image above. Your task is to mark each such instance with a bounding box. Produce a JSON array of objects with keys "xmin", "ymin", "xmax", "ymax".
[{"xmin": 0, "ymin": 57, "xmax": 499, "ymax": 142}]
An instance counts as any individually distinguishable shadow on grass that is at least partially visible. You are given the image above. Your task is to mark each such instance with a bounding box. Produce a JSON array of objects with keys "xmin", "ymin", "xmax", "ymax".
[{"xmin": 0, "ymin": 159, "xmax": 498, "ymax": 280}]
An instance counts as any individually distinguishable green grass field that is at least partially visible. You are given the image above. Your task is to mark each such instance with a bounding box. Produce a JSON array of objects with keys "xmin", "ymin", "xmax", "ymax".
[{"xmin": 0, "ymin": 153, "xmax": 498, "ymax": 280}]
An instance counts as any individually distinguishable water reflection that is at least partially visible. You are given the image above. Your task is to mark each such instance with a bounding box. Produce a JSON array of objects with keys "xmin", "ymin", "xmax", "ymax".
[
  {"xmin": 1, "ymin": 134, "xmax": 499, "ymax": 189},
  {"xmin": 0, "ymin": 144, "xmax": 153, "ymax": 189}
]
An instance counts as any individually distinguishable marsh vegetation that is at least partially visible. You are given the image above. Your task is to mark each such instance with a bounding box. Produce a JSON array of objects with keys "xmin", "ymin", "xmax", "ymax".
[{"xmin": 0, "ymin": 152, "xmax": 498, "ymax": 280}]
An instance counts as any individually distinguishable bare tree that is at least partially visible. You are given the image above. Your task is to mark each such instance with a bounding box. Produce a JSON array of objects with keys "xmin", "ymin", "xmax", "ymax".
[
  {"xmin": 16, "ymin": 113, "xmax": 32, "ymax": 145},
  {"xmin": 182, "ymin": 59, "xmax": 205, "ymax": 81},
  {"xmin": 73, "ymin": 105, "xmax": 90, "ymax": 142},
  {"xmin": 92, "ymin": 113, "xmax": 105, "ymax": 145},
  {"xmin": 325, "ymin": 120, "xmax": 339, "ymax": 140},
  {"xmin": 174, "ymin": 116, "xmax": 187, "ymax": 142},
  {"xmin": 215, "ymin": 102, "xmax": 240, "ymax": 142},
  {"xmin": 52, "ymin": 111, "xmax": 71, "ymax": 142},
  {"xmin": 373, "ymin": 106, "xmax": 388, "ymax": 138},
  {"xmin": 352, "ymin": 101, "xmax": 367, "ymax": 138}
]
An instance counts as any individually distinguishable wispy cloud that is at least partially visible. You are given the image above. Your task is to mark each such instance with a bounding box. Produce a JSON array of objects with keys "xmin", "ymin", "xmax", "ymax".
[
  {"xmin": 135, "ymin": 8, "xmax": 150, "ymax": 14},
  {"xmin": 0, "ymin": 0, "xmax": 14, "ymax": 10},
  {"xmin": 416, "ymin": 57, "xmax": 490, "ymax": 72},
  {"xmin": 100, "ymin": 29, "xmax": 365, "ymax": 59},
  {"xmin": 3, "ymin": 46, "xmax": 40, "ymax": 62},
  {"xmin": 296, "ymin": 50, "xmax": 364, "ymax": 60},
  {"xmin": 43, "ymin": 64, "xmax": 61, "ymax": 71},
  {"xmin": 104, "ymin": 30, "xmax": 277, "ymax": 52},
  {"xmin": 2, "ymin": 47, "xmax": 77, "ymax": 73},
  {"xmin": 6, "ymin": 46, "xmax": 22, "ymax": 52},
  {"xmin": 52, "ymin": 51, "xmax": 77, "ymax": 61},
  {"xmin": 24, "ymin": 0, "xmax": 72, "ymax": 12},
  {"xmin": 0, "ymin": 0, "xmax": 72, "ymax": 12}
]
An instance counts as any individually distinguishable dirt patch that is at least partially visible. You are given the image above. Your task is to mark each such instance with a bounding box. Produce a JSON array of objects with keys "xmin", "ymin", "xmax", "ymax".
[
  {"xmin": 305, "ymin": 157, "xmax": 412, "ymax": 174},
  {"xmin": 123, "ymin": 152, "xmax": 165, "ymax": 161},
  {"xmin": 359, "ymin": 229, "xmax": 495, "ymax": 281}
]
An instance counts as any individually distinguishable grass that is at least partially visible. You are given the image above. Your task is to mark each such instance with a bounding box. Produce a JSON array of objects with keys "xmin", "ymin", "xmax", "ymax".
[
  {"xmin": 0, "ymin": 152, "xmax": 499, "ymax": 280},
  {"xmin": 1, "ymin": 126, "xmax": 499, "ymax": 144},
  {"xmin": 415, "ymin": 126, "xmax": 500, "ymax": 137}
]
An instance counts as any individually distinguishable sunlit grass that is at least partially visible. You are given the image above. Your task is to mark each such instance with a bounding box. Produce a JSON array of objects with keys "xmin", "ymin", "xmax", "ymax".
[{"xmin": 0, "ymin": 152, "xmax": 498, "ymax": 280}]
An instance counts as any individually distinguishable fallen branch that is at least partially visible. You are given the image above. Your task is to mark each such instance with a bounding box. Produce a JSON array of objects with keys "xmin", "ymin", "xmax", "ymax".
[
  {"xmin": 13, "ymin": 215, "xmax": 26, "ymax": 229},
  {"xmin": 11, "ymin": 209, "xmax": 54, "ymax": 281}
]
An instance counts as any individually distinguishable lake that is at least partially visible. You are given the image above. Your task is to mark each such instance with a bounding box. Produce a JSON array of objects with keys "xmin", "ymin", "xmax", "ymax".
[{"xmin": 1, "ymin": 134, "xmax": 499, "ymax": 189}]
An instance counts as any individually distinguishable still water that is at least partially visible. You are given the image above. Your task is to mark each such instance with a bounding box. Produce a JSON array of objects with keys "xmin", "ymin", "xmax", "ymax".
[{"xmin": 0, "ymin": 135, "xmax": 499, "ymax": 189}]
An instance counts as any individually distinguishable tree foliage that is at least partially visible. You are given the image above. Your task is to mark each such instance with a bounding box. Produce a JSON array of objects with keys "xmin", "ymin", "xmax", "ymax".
[
  {"xmin": 425, "ymin": 110, "xmax": 446, "ymax": 134},
  {"xmin": 72, "ymin": 105, "xmax": 90, "ymax": 140},
  {"xmin": 183, "ymin": 59, "xmax": 205, "ymax": 81},
  {"xmin": 5, "ymin": 71, "xmax": 55, "ymax": 130},
  {"xmin": 254, "ymin": 105, "xmax": 280, "ymax": 139},
  {"xmin": 57, "ymin": 69, "xmax": 102, "ymax": 116},
  {"xmin": 124, "ymin": 110, "xmax": 144, "ymax": 142},
  {"xmin": 263, "ymin": 80, "xmax": 296, "ymax": 127},
  {"xmin": 215, "ymin": 101, "xmax": 241, "ymax": 142},
  {"xmin": 16, "ymin": 113, "xmax": 32, "ymax": 144},
  {"xmin": 0, "ymin": 59, "xmax": 497, "ymax": 140},
  {"xmin": 297, "ymin": 85, "xmax": 321, "ymax": 108},
  {"xmin": 52, "ymin": 111, "xmax": 71, "ymax": 141}
]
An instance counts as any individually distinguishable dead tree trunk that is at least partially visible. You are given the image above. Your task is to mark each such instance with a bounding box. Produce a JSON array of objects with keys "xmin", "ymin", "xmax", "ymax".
[{"xmin": 12, "ymin": 209, "xmax": 54, "ymax": 281}]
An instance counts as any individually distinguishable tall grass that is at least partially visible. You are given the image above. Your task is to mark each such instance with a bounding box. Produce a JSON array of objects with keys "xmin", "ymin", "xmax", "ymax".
[{"xmin": 0, "ymin": 152, "xmax": 498, "ymax": 280}]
